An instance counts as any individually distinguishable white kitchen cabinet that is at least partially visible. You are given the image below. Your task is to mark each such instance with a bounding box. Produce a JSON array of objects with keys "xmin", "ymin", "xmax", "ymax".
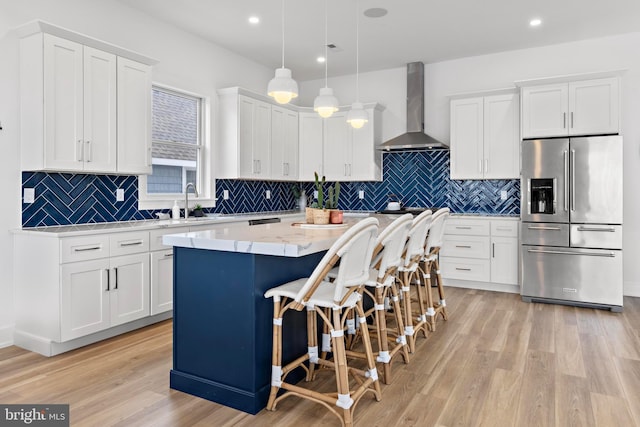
[
  {"xmin": 440, "ymin": 216, "xmax": 519, "ymax": 289},
  {"xmin": 450, "ymin": 92, "xmax": 519, "ymax": 180},
  {"xmin": 520, "ymin": 77, "xmax": 619, "ymax": 138},
  {"xmin": 109, "ymin": 253, "xmax": 150, "ymax": 326},
  {"xmin": 116, "ymin": 57, "xmax": 152, "ymax": 174},
  {"xmin": 18, "ymin": 23, "xmax": 155, "ymax": 175},
  {"xmin": 299, "ymin": 105, "xmax": 382, "ymax": 182},
  {"xmin": 150, "ymin": 250, "xmax": 174, "ymax": 315},
  {"xmin": 271, "ymin": 105, "xmax": 299, "ymax": 180}
]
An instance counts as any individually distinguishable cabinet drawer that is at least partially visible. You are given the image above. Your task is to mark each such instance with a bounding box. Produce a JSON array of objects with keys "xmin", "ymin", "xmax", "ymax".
[
  {"xmin": 61, "ymin": 235, "xmax": 110, "ymax": 263},
  {"xmin": 441, "ymin": 235, "xmax": 490, "ymax": 259},
  {"xmin": 110, "ymin": 231, "xmax": 149, "ymax": 256},
  {"xmin": 444, "ymin": 219, "xmax": 490, "ymax": 236},
  {"xmin": 491, "ymin": 220, "xmax": 519, "ymax": 237},
  {"xmin": 440, "ymin": 257, "xmax": 490, "ymax": 282},
  {"xmin": 149, "ymin": 227, "xmax": 190, "ymax": 252}
]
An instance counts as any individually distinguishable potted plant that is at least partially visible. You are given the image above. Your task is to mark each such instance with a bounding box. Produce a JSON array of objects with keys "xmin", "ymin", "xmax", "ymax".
[
  {"xmin": 325, "ymin": 182, "xmax": 343, "ymax": 224},
  {"xmin": 309, "ymin": 172, "xmax": 330, "ymax": 224},
  {"xmin": 291, "ymin": 184, "xmax": 307, "ymax": 212},
  {"xmin": 191, "ymin": 204, "xmax": 205, "ymax": 217}
]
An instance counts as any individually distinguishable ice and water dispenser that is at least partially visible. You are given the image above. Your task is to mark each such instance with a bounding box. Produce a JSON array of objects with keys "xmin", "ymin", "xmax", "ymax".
[{"xmin": 529, "ymin": 178, "xmax": 555, "ymax": 215}]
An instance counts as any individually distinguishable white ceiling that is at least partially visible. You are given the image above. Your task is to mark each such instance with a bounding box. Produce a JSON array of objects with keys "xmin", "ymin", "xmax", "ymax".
[{"xmin": 117, "ymin": 0, "xmax": 640, "ymax": 81}]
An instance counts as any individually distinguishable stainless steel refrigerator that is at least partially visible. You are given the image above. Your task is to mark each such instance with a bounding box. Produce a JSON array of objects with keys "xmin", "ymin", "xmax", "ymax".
[{"xmin": 520, "ymin": 135, "xmax": 623, "ymax": 311}]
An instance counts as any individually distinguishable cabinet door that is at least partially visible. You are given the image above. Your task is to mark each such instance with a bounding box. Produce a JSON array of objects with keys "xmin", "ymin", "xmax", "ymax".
[
  {"xmin": 238, "ymin": 96, "xmax": 271, "ymax": 178},
  {"xmin": 150, "ymin": 249, "xmax": 174, "ymax": 315},
  {"xmin": 270, "ymin": 106, "xmax": 298, "ymax": 179},
  {"xmin": 43, "ymin": 34, "xmax": 84, "ymax": 171},
  {"xmin": 61, "ymin": 259, "xmax": 110, "ymax": 341},
  {"xmin": 298, "ymin": 112, "xmax": 324, "ymax": 180},
  {"xmin": 450, "ymin": 97, "xmax": 483, "ymax": 179},
  {"xmin": 521, "ymin": 84, "xmax": 568, "ymax": 138},
  {"xmin": 109, "ymin": 253, "xmax": 150, "ymax": 326},
  {"xmin": 253, "ymin": 100, "xmax": 272, "ymax": 177},
  {"xmin": 83, "ymin": 46, "xmax": 117, "ymax": 173},
  {"xmin": 323, "ymin": 112, "xmax": 350, "ymax": 181},
  {"xmin": 569, "ymin": 78, "xmax": 619, "ymax": 136},
  {"xmin": 490, "ymin": 236, "xmax": 519, "ymax": 285},
  {"xmin": 483, "ymin": 93, "xmax": 519, "ymax": 179},
  {"xmin": 350, "ymin": 115, "xmax": 376, "ymax": 181},
  {"xmin": 117, "ymin": 57, "xmax": 152, "ymax": 174}
]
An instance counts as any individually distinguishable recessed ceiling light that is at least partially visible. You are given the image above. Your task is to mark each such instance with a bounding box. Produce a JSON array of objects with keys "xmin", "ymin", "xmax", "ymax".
[
  {"xmin": 363, "ymin": 8, "xmax": 388, "ymax": 18},
  {"xmin": 248, "ymin": 16, "xmax": 260, "ymax": 24},
  {"xmin": 317, "ymin": 56, "xmax": 326, "ymax": 63},
  {"xmin": 530, "ymin": 18, "xmax": 542, "ymax": 27}
]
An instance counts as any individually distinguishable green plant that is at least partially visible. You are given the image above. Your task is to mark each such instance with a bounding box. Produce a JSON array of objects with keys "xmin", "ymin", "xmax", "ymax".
[
  {"xmin": 194, "ymin": 204, "xmax": 203, "ymax": 210},
  {"xmin": 291, "ymin": 184, "xmax": 302, "ymax": 199},
  {"xmin": 326, "ymin": 181, "xmax": 341, "ymax": 209},
  {"xmin": 313, "ymin": 172, "xmax": 326, "ymax": 209}
]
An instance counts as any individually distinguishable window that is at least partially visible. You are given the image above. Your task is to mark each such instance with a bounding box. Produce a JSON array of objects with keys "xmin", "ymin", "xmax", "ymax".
[{"xmin": 138, "ymin": 85, "xmax": 212, "ymax": 210}]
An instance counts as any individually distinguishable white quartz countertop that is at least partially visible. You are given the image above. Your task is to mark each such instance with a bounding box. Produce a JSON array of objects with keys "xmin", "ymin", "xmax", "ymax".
[{"xmin": 163, "ymin": 213, "xmax": 392, "ymax": 257}]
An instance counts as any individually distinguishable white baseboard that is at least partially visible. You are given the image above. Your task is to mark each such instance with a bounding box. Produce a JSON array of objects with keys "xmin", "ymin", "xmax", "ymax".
[
  {"xmin": 443, "ymin": 278, "xmax": 520, "ymax": 294},
  {"xmin": 0, "ymin": 324, "xmax": 14, "ymax": 348},
  {"xmin": 624, "ymin": 281, "xmax": 640, "ymax": 298}
]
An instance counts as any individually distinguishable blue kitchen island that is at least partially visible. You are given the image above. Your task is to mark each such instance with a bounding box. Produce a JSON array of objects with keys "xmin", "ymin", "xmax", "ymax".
[{"xmin": 163, "ymin": 215, "xmax": 382, "ymax": 414}]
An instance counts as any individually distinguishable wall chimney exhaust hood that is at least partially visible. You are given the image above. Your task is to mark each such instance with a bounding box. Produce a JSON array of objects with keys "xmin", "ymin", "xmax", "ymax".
[{"xmin": 378, "ymin": 62, "xmax": 449, "ymax": 151}]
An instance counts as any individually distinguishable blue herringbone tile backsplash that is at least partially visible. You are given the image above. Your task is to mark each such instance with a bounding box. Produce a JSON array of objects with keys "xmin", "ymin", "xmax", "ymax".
[{"xmin": 22, "ymin": 151, "xmax": 520, "ymax": 227}]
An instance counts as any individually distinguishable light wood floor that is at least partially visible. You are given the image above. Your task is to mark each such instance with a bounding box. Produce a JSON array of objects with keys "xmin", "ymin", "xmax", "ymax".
[{"xmin": 2, "ymin": 287, "xmax": 640, "ymax": 426}]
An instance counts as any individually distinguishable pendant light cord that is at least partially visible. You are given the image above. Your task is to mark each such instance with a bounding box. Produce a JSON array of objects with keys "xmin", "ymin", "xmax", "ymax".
[
  {"xmin": 355, "ymin": 0, "xmax": 360, "ymax": 101},
  {"xmin": 281, "ymin": 0, "xmax": 285, "ymax": 68},
  {"xmin": 324, "ymin": 0, "xmax": 328, "ymax": 88}
]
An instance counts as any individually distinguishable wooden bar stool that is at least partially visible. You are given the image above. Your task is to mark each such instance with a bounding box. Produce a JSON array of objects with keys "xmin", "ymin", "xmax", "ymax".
[
  {"xmin": 264, "ymin": 218, "xmax": 381, "ymax": 427},
  {"xmin": 420, "ymin": 208, "xmax": 450, "ymax": 331},
  {"xmin": 397, "ymin": 210, "xmax": 432, "ymax": 353},
  {"xmin": 336, "ymin": 213, "xmax": 413, "ymax": 384}
]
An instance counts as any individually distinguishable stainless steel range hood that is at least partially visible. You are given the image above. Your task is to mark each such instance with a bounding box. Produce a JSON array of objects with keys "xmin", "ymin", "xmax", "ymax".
[{"xmin": 378, "ymin": 62, "xmax": 449, "ymax": 151}]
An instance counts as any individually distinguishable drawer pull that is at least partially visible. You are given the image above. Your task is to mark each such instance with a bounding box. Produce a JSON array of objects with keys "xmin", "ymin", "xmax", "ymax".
[
  {"xmin": 455, "ymin": 267, "xmax": 472, "ymax": 271},
  {"xmin": 120, "ymin": 240, "xmax": 144, "ymax": 247},
  {"xmin": 496, "ymin": 227, "xmax": 512, "ymax": 231},
  {"xmin": 455, "ymin": 245, "xmax": 472, "ymax": 248},
  {"xmin": 164, "ymin": 253, "xmax": 174, "ymax": 258},
  {"xmin": 576, "ymin": 226, "xmax": 615, "ymax": 232},
  {"xmin": 455, "ymin": 226, "xmax": 472, "ymax": 230},
  {"xmin": 527, "ymin": 226, "xmax": 561, "ymax": 231},
  {"xmin": 74, "ymin": 246, "xmax": 102, "ymax": 252}
]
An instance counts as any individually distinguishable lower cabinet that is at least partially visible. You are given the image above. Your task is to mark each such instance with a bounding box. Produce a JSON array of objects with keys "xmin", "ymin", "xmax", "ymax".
[
  {"xmin": 150, "ymin": 249, "xmax": 174, "ymax": 315},
  {"xmin": 440, "ymin": 217, "xmax": 519, "ymax": 287},
  {"xmin": 109, "ymin": 253, "xmax": 150, "ymax": 326}
]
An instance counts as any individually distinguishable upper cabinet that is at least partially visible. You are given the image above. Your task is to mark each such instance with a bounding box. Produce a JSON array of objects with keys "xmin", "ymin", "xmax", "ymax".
[
  {"xmin": 299, "ymin": 104, "xmax": 383, "ymax": 182},
  {"xmin": 450, "ymin": 92, "xmax": 519, "ymax": 180},
  {"xmin": 18, "ymin": 21, "xmax": 156, "ymax": 175},
  {"xmin": 217, "ymin": 88, "xmax": 297, "ymax": 180},
  {"xmin": 520, "ymin": 76, "xmax": 620, "ymax": 139}
]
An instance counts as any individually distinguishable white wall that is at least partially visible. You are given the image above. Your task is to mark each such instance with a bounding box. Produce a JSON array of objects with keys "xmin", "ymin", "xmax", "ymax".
[
  {"xmin": 0, "ymin": 0, "xmax": 273, "ymax": 347},
  {"xmin": 302, "ymin": 32, "xmax": 640, "ymax": 297}
]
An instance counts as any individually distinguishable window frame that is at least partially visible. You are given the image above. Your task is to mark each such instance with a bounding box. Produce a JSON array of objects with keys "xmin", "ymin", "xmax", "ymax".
[{"xmin": 138, "ymin": 83, "xmax": 215, "ymax": 210}]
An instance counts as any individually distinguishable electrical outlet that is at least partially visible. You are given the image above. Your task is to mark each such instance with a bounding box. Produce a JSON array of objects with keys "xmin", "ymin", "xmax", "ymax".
[
  {"xmin": 116, "ymin": 188, "xmax": 124, "ymax": 202},
  {"xmin": 313, "ymin": 190, "xmax": 319, "ymax": 199},
  {"xmin": 23, "ymin": 188, "xmax": 35, "ymax": 204},
  {"xmin": 223, "ymin": 189, "xmax": 230, "ymax": 200},
  {"xmin": 358, "ymin": 190, "xmax": 365, "ymax": 199},
  {"xmin": 500, "ymin": 190, "xmax": 508, "ymax": 201},
  {"xmin": 266, "ymin": 190, "xmax": 271, "ymax": 199}
]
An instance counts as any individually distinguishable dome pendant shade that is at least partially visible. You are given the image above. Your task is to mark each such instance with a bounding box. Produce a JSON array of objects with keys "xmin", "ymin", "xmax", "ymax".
[
  {"xmin": 314, "ymin": 87, "xmax": 339, "ymax": 118},
  {"xmin": 268, "ymin": 68, "xmax": 299, "ymax": 104},
  {"xmin": 347, "ymin": 102, "xmax": 368, "ymax": 129}
]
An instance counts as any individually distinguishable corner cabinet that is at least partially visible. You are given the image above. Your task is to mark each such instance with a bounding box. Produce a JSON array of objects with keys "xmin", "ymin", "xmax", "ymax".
[
  {"xmin": 519, "ymin": 75, "xmax": 620, "ymax": 139},
  {"xmin": 18, "ymin": 21, "xmax": 155, "ymax": 175},
  {"xmin": 217, "ymin": 88, "xmax": 298, "ymax": 180},
  {"xmin": 450, "ymin": 91, "xmax": 519, "ymax": 180},
  {"xmin": 298, "ymin": 104, "xmax": 383, "ymax": 182}
]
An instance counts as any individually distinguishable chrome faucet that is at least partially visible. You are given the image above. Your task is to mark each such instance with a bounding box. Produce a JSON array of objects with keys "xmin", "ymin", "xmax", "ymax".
[{"xmin": 184, "ymin": 182, "xmax": 199, "ymax": 219}]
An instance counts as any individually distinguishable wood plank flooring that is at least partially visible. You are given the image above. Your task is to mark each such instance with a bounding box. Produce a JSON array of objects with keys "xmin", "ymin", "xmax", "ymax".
[{"xmin": 2, "ymin": 287, "xmax": 640, "ymax": 426}]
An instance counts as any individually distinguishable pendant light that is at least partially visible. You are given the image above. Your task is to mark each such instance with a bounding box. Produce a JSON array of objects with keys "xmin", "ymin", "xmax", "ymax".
[
  {"xmin": 268, "ymin": 0, "xmax": 298, "ymax": 104},
  {"xmin": 347, "ymin": 0, "xmax": 368, "ymax": 129},
  {"xmin": 313, "ymin": 0, "xmax": 339, "ymax": 118}
]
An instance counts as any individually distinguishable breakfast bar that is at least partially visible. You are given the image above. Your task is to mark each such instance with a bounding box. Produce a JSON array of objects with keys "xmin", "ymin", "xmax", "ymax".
[{"xmin": 163, "ymin": 214, "xmax": 388, "ymax": 414}]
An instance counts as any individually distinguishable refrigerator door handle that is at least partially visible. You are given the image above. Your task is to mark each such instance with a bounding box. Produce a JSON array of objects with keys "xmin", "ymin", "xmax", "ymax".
[
  {"xmin": 563, "ymin": 150, "xmax": 569, "ymax": 212},
  {"xmin": 570, "ymin": 149, "xmax": 576, "ymax": 212},
  {"xmin": 527, "ymin": 248, "xmax": 616, "ymax": 258},
  {"xmin": 576, "ymin": 226, "xmax": 616, "ymax": 232}
]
